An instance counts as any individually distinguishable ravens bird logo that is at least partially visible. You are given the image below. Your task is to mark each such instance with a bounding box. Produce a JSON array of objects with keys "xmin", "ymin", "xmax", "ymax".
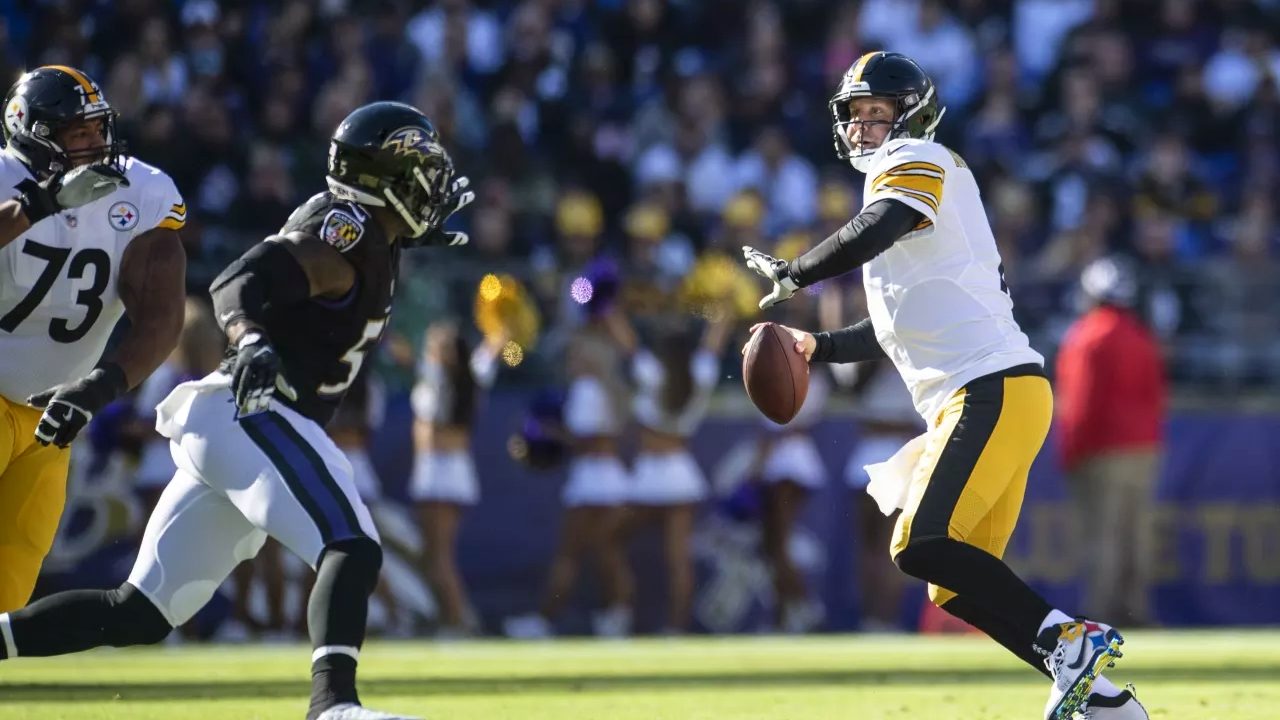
[{"xmin": 382, "ymin": 126, "xmax": 434, "ymax": 161}]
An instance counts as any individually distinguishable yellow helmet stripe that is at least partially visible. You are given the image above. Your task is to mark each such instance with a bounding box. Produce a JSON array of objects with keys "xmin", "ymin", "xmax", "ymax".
[
  {"xmin": 850, "ymin": 52, "xmax": 880, "ymax": 83},
  {"xmin": 42, "ymin": 65, "xmax": 100, "ymax": 104}
]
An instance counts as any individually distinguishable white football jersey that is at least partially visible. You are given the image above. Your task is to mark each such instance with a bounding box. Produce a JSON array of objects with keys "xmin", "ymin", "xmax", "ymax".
[
  {"xmin": 0, "ymin": 150, "xmax": 185, "ymax": 402},
  {"xmin": 860, "ymin": 137, "xmax": 1043, "ymax": 425}
]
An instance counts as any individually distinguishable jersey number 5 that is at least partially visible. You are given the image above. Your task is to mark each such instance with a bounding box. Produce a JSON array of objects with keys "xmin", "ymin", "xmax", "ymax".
[
  {"xmin": 318, "ymin": 317, "xmax": 388, "ymax": 396},
  {"xmin": 0, "ymin": 240, "xmax": 110, "ymax": 343}
]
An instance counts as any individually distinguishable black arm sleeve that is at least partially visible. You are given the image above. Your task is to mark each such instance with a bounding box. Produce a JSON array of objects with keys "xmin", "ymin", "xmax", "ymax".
[
  {"xmin": 810, "ymin": 317, "xmax": 887, "ymax": 364},
  {"xmin": 209, "ymin": 240, "xmax": 312, "ymax": 333},
  {"xmin": 788, "ymin": 199, "xmax": 925, "ymax": 288}
]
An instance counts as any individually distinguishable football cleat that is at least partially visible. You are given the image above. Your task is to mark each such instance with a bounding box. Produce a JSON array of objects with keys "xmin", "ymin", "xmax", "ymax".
[
  {"xmin": 1039, "ymin": 619, "xmax": 1125, "ymax": 720},
  {"xmin": 1079, "ymin": 685, "xmax": 1150, "ymax": 719},
  {"xmin": 502, "ymin": 613, "xmax": 553, "ymax": 640},
  {"xmin": 313, "ymin": 702, "xmax": 421, "ymax": 720}
]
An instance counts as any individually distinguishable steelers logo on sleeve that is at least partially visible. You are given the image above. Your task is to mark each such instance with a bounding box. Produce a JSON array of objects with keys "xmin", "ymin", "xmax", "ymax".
[{"xmin": 108, "ymin": 201, "xmax": 140, "ymax": 231}]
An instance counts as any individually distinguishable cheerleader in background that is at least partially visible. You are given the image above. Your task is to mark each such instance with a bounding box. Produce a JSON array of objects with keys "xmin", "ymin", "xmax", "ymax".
[
  {"xmin": 504, "ymin": 319, "xmax": 633, "ymax": 638},
  {"xmin": 409, "ymin": 322, "xmax": 501, "ymax": 637},
  {"xmin": 615, "ymin": 309, "xmax": 731, "ymax": 633},
  {"xmin": 751, "ymin": 281, "xmax": 833, "ymax": 633},
  {"xmin": 840, "ymin": 360, "xmax": 921, "ymax": 631},
  {"xmin": 819, "ymin": 278, "xmax": 922, "ymax": 632}
]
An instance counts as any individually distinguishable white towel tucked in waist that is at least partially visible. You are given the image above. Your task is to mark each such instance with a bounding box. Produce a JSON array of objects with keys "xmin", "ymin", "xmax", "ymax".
[{"xmin": 864, "ymin": 432, "xmax": 928, "ymax": 516}]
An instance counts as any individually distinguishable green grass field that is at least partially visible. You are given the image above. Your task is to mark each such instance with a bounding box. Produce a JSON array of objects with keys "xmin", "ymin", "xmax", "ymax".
[{"xmin": 1, "ymin": 631, "xmax": 1277, "ymax": 719}]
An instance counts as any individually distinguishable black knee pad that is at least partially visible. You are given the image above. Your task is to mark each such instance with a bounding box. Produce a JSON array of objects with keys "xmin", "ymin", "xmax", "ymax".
[
  {"xmin": 104, "ymin": 583, "xmax": 173, "ymax": 647},
  {"xmin": 319, "ymin": 537, "xmax": 383, "ymax": 595},
  {"xmin": 892, "ymin": 536, "xmax": 945, "ymax": 580}
]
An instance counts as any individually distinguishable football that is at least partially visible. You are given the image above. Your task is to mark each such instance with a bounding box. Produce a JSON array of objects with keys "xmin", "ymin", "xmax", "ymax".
[{"xmin": 742, "ymin": 322, "xmax": 810, "ymax": 424}]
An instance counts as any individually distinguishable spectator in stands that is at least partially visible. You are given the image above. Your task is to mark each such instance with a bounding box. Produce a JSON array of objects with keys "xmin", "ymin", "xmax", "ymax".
[{"xmin": 1055, "ymin": 256, "xmax": 1166, "ymax": 626}]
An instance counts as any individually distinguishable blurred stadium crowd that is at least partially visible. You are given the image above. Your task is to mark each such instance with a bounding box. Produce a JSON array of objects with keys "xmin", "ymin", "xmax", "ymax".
[
  {"xmin": 6, "ymin": 0, "xmax": 1280, "ymax": 639},
  {"xmin": 5, "ymin": 0, "xmax": 1279, "ymax": 390}
]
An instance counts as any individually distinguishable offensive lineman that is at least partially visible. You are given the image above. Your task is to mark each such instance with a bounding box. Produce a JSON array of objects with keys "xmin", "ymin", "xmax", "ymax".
[
  {"xmin": 742, "ymin": 52, "xmax": 1147, "ymax": 720},
  {"xmin": 0, "ymin": 65, "xmax": 186, "ymax": 610},
  {"xmin": 0, "ymin": 101, "xmax": 474, "ymax": 720}
]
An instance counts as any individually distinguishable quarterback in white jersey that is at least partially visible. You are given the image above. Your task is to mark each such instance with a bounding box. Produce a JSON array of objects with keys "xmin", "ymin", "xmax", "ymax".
[
  {"xmin": 743, "ymin": 52, "xmax": 1143, "ymax": 720},
  {"xmin": 0, "ymin": 66, "xmax": 185, "ymax": 611}
]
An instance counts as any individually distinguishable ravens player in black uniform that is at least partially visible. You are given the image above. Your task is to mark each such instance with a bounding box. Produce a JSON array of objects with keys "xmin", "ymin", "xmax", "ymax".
[{"xmin": 0, "ymin": 102, "xmax": 473, "ymax": 720}]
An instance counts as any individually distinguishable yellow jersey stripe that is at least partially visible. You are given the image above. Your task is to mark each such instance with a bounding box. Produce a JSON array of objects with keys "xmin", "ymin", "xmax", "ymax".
[
  {"xmin": 874, "ymin": 161, "xmax": 946, "ymax": 181},
  {"xmin": 170, "ymin": 203, "xmax": 187, "ymax": 213},
  {"xmin": 912, "ymin": 218, "xmax": 933, "ymax": 232},
  {"xmin": 875, "ymin": 173, "xmax": 944, "ymax": 198},
  {"xmin": 156, "ymin": 217, "xmax": 185, "ymax": 230},
  {"xmin": 43, "ymin": 65, "xmax": 100, "ymax": 103},
  {"xmin": 877, "ymin": 185, "xmax": 940, "ymax": 213}
]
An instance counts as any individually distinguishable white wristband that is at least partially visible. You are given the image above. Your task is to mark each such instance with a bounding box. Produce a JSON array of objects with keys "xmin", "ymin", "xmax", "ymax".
[{"xmin": 237, "ymin": 331, "xmax": 264, "ymax": 350}]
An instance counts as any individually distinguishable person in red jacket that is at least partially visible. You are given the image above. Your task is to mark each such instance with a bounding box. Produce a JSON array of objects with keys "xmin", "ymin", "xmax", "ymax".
[{"xmin": 1055, "ymin": 256, "xmax": 1166, "ymax": 626}]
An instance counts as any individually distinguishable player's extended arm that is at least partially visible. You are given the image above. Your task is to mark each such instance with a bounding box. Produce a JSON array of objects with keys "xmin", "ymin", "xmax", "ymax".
[
  {"xmin": 211, "ymin": 232, "xmax": 356, "ymax": 345},
  {"xmin": 0, "ymin": 199, "xmax": 34, "ymax": 250},
  {"xmin": 809, "ymin": 317, "xmax": 887, "ymax": 364},
  {"xmin": 0, "ymin": 164, "xmax": 131, "ymax": 250},
  {"xmin": 788, "ymin": 199, "xmax": 924, "ymax": 287},
  {"xmin": 209, "ymin": 232, "xmax": 355, "ymax": 415},
  {"xmin": 110, "ymin": 228, "xmax": 187, "ymax": 386}
]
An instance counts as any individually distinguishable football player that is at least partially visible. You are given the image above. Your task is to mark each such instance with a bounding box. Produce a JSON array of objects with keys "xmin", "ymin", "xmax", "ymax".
[
  {"xmin": 741, "ymin": 52, "xmax": 1147, "ymax": 720},
  {"xmin": 0, "ymin": 101, "xmax": 474, "ymax": 720},
  {"xmin": 0, "ymin": 66, "xmax": 186, "ymax": 611}
]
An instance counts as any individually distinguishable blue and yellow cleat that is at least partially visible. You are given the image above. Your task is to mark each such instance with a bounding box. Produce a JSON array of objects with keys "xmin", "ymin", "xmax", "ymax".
[{"xmin": 1039, "ymin": 619, "xmax": 1125, "ymax": 720}]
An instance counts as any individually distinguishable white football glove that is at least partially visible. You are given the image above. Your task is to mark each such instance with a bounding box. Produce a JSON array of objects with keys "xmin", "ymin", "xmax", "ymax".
[
  {"xmin": 743, "ymin": 245, "xmax": 800, "ymax": 309},
  {"xmin": 15, "ymin": 163, "xmax": 130, "ymax": 226}
]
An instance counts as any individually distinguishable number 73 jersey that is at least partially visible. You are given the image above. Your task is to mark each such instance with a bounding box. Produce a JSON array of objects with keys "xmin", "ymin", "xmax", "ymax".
[{"xmin": 0, "ymin": 152, "xmax": 185, "ymax": 404}]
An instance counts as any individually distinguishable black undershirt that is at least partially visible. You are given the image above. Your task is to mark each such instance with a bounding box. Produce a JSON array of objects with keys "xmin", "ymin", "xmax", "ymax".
[{"xmin": 787, "ymin": 198, "xmax": 925, "ymax": 288}]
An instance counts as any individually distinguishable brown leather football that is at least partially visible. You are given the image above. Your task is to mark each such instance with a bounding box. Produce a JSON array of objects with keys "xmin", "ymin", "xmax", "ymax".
[{"xmin": 742, "ymin": 322, "xmax": 810, "ymax": 424}]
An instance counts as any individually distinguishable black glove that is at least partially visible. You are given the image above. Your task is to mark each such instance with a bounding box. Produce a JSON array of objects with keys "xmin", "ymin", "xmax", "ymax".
[
  {"xmin": 230, "ymin": 331, "xmax": 296, "ymax": 416},
  {"xmin": 15, "ymin": 163, "xmax": 131, "ymax": 226},
  {"xmin": 405, "ymin": 175, "xmax": 475, "ymax": 248},
  {"xmin": 26, "ymin": 363, "xmax": 128, "ymax": 448}
]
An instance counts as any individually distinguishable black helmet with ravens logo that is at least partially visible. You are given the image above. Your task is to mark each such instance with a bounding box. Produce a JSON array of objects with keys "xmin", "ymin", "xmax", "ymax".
[
  {"xmin": 829, "ymin": 52, "xmax": 945, "ymax": 172},
  {"xmin": 326, "ymin": 101, "xmax": 456, "ymax": 239},
  {"xmin": 2, "ymin": 65, "xmax": 126, "ymax": 178}
]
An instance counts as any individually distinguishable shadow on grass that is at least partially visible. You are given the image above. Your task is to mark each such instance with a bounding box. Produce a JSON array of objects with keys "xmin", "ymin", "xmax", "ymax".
[{"xmin": 2, "ymin": 665, "xmax": 1277, "ymax": 703}]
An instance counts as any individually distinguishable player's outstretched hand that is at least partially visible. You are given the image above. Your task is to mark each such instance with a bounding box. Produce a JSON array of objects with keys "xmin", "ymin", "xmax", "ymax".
[
  {"xmin": 407, "ymin": 175, "xmax": 476, "ymax": 248},
  {"xmin": 742, "ymin": 245, "xmax": 800, "ymax": 310},
  {"xmin": 230, "ymin": 332, "xmax": 294, "ymax": 417},
  {"xmin": 26, "ymin": 364, "xmax": 127, "ymax": 448},
  {"xmin": 16, "ymin": 163, "xmax": 131, "ymax": 225}
]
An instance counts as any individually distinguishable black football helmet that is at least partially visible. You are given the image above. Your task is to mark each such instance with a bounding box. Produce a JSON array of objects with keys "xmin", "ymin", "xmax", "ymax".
[
  {"xmin": 326, "ymin": 101, "xmax": 456, "ymax": 239},
  {"xmin": 829, "ymin": 52, "xmax": 945, "ymax": 172},
  {"xmin": 3, "ymin": 65, "xmax": 125, "ymax": 178}
]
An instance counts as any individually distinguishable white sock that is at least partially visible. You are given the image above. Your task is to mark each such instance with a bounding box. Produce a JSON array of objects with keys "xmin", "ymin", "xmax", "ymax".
[
  {"xmin": 0, "ymin": 613, "xmax": 16, "ymax": 659},
  {"xmin": 1038, "ymin": 609, "xmax": 1073, "ymax": 634},
  {"xmin": 1092, "ymin": 675, "xmax": 1123, "ymax": 698}
]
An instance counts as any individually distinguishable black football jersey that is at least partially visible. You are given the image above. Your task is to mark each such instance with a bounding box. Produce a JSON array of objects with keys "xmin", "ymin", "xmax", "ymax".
[{"xmin": 227, "ymin": 192, "xmax": 399, "ymax": 426}]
